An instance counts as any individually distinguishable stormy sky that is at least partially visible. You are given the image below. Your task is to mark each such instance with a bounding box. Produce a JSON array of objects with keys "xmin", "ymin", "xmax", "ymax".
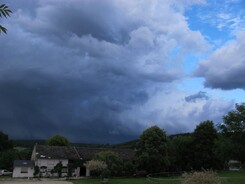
[{"xmin": 0, "ymin": 0, "xmax": 244, "ymax": 143}]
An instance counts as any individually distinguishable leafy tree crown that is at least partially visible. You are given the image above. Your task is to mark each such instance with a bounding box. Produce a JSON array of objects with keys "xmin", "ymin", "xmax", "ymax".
[{"xmin": 47, "ymin": 134, "xmax": 70, "ymax": 146}]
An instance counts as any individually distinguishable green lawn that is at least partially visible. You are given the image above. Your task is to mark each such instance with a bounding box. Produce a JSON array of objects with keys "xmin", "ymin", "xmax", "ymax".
[
  {"xmin": 219, "ymin": 170, "xmax": 245, "ymax": 184},
  {"xmin": 72, "ymin": 177, "xmax": 181, "ymax": 184},
  {"xmin": 71, "ymin": 170, "xmax": 245, "ymax": 184}
]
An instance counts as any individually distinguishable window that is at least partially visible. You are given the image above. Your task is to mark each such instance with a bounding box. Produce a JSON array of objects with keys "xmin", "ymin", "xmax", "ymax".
[
  {"xmin": 21, "ymin": 167, "xmax": 28, "ymax": 173},
  {"xmin": 40, "ymin": 166, "xmax": 47, "ymax": 173}
]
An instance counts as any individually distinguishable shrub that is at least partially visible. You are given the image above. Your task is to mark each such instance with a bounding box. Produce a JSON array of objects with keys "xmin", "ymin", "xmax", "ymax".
[
  {"xmin": 84, "ymin": 160, "xmax": 107, "ymax": 177},
  {"xmin": 34, "ymin": 166, "xmax": 40, "ymax": 177},
  {"xmin": 53, "ymin": 162, "xmax": 63, "ymax": 177},
  {"xmin": 101, "ymin": 168, "xmax": 111, "ymax": 179},
  {"xmin": 182, "ymin": 171, "xmax": 224, "ymax": 184},
  {"xmin": 95, "ymin": 151, "xmax": 123, "ymax": 176}
]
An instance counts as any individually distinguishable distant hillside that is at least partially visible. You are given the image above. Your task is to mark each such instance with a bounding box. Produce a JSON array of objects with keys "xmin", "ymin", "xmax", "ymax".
[
  {"xmin": 13, "ymin": 139, "xmax": 138, "ymax": 149},
  {"xmin": 13, "ymin": 133, "xmax": 191, "ymax": 149},
  {"xmin": 168, "ymin": 132, "xmax": 192, "ymax": 139},
  {"xmin": 112, "ymin": 140, "xmax": 138, "ymax": 149},
  {"xmin": 13, "ymin": 139, "xmax": 46, "ymax": 148}
]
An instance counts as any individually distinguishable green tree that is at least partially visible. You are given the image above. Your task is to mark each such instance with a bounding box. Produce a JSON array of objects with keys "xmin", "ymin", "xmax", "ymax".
[
  {"xmin": 0, "ymin": 4, "xmax": 12, "ymax": 34},
  {"xmin": 214, "ymin": 135, "xmax": 234, "ymax": 169},
  {"xmin": 192, "ymin": 120, "xmax": 218, "ymax": 170},
  {"xmin": 136, "ymin": 125, "xmax": 168, "ymax": 173},
  {"xmin": 95, "ymin": 151, "xmax": 123, "ymax": 176},
  {"xmin": 17, "ymin": 148, "xmax": 32, "ymax": 160},
  {"xmin": 0, "ymin": 131, "xmax": 13, "ymax": 152},
  {"xmin": 219, "ymin": 103, "xmax": 245, "ymax": 163},
  {"xmin": 47, "ymin": 135, "xmax": 70, "ymax": 146},
  {"xmin": 0, "ymin": 149, "xmax": 18, "ymax": 169},
  {"xmin": 123, "ymin": 161, "xmax": 136, "ymax": 176},
  {"xmin": 168, "ymin": 134, "xmax": 193, "ymax": 171}
]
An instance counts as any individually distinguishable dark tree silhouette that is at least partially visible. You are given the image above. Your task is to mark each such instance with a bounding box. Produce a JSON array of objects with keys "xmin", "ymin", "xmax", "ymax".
[{"xmin": 0, "ymin": 4, "xmax": 12, "ymax": 34}]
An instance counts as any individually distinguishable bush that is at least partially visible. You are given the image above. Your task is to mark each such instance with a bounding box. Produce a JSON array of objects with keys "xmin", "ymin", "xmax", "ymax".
[
  {"xmin": 182, "ymin": 171, "xmax": 224, "ymax": 184},
  {"xmin": 84, "ymin": 160, "xmax": 107, "ymax": 177},
  {"xmin": 101, "ymin": 169, "xmax": 111, "ymax": 179},
  {"xmin": 34, "ymin": 166, "xmax": 40, "ymax": 177},
  {"xmin": 95, "ymin": 151, "xmax": 123, "ymax": 176}
]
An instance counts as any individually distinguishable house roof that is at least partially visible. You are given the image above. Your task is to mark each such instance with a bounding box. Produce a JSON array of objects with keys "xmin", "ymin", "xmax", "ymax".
[
  {"xmin": 76, "ymin": 147, "xmax": 135, "ymax": 160},
  {"xmin": 34, "ymin": 145, "xmax": 135, "ymax": 161},
  {"xmin": 14, "ymin": 160, "xmax": 35, "ymax": 167},
  {"xmin": 35, "ymin": 145, "xmax": 80, "ymax": 160}
]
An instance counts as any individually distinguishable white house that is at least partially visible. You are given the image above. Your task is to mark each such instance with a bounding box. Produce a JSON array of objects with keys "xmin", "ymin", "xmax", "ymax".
[
  {"xmin": 31, "ymin": 144, "xmax": 82, "ymax": 177},
  {"xmin": 12, "ymin": 160, "xmax": 35, "ymax": 178},
  {"xmin": 12, "ymin": 144, "xmax": 134, "ymax": 178}
]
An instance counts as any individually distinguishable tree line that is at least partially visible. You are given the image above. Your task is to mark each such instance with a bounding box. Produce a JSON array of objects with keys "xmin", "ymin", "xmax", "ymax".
[
  {"xmin": 137, "ymin": 103, "xmax": 245, "ymax": 173},
  {"xmin": 1, "ymin": 103, "xmax": 245, "ymax": 175}
]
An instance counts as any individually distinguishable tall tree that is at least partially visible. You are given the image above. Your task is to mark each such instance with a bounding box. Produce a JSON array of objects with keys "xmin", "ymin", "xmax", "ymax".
[
  {"xmin": 168, "ymin": 134, "xmax": 193, "ymax": 171},
  {"xmin": 0, "ymin": 149, "xmax": 18, "ymax": 169},
  {"xmin": 219, "ymin": 103, "xmax": 245, "ymax": 162},
  {"xmin": 136, "ymin": 126, "xmax": 168, "ymax": 173},
  {"xmin": 192, "ymin": 120, "xmax": 218, "ymax": 170},
  {"xmin": 0, "ymin": 131, "xmax": 13, "ymax": 153},
  {"xmin": 0, "ymin": 4, "xmax": 12, "ymax": 34},
  {"xmin": 47, "ymin": 135, "xmax": 70, "ymax": 146}
]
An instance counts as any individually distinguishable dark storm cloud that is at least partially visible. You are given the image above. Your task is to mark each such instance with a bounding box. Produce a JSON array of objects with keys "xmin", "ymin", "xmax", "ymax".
[
  {"xmin": 200, "ymin": 66, "xmax": 245, "ymax": 90},
  {"xmin": 12, "ymin": 0, "xmax": 135, "ymax": 45},
  {"xmin": 185, "ymin": 91, "xmax": 209, "ymax": 103},
  {"xmin": 0, "ymin": 0, "xmax": 159, "ymax": 143},
  {"xmin": 0, "ymin": 0, "xmax": 211, "ymax": 143},
  {"xmin": 195, "ymin": 32, "xmax": 245, "ymax": 90},
  {"xmin": 0, "ymin": 71, "xmax": 145, "ymax": 143}
]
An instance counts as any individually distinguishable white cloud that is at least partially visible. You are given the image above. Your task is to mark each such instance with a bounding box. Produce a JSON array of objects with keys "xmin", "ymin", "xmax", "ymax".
[
  {"xmin": 120, "ymin": 88, "xmax": 234, "ymax": 134},
  {"xmin": 195, "ymin": 31, "xmax": 245, "ymax": 90}
]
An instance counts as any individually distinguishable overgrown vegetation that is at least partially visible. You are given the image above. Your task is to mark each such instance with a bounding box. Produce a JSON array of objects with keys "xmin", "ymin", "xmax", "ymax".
[{"xmin": 182, "ymin": 171, "xmax": 224, "ymax": 184}]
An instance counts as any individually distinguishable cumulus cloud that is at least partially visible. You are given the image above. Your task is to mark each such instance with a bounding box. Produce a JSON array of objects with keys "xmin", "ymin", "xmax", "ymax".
[
  {"xmin": 195, "ymin": 32, "xmax": 245, "ymax": 90},
  {"xmin": 0, "ymin": 0, "xmax": 225, "ymax": 143},
  {"xmin": 121, "ymin": 89, "xmax": 234, "ymax": 134}
]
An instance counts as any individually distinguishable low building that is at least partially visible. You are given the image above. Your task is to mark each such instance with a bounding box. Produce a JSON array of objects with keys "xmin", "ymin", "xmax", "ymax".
[
  {"xmin": 12, "ymin": 160, "xmax": 35, "ymax": 178},
  {"xmin": 30, "ymin": 144, "xmax": 135, "ymax": 177},
  {"xmin": 31, "ymin": 144, "xmax": 81, "ymax": 177}
]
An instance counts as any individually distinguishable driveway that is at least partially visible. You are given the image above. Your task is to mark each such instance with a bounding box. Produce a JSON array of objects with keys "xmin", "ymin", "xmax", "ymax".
[{"xmin": 0, "ymin": 181, "xmax": 72, "ymax": 184}]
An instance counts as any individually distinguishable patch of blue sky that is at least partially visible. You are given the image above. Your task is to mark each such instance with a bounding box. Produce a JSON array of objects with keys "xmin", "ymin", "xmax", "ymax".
[
  {"xmin": 178, "ymin": 77, "xmax": 245, "ymax": 103},
  {"xmin": 169, "ymin": 47, "xmax": 181, "ymax": 58},
  {"xmin": 177, "ymin": 78, "xmax": 205, "ymax": 92},
  {"xmin": 185, "ymin": 7, "xmax": 234, "ymax": 41},
  {"xmin": 207, "ymin": 88, "xmax": 245, "ymax": 103},
  {"xmin": 185, "ymin": 0, "xmax": 245, "ymax": 43},
  {"xmin": 183, "ymin": 52, "xmax": 210, "ymax": 74}
]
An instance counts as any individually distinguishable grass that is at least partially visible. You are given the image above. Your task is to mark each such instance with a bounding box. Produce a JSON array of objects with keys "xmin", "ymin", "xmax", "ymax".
[
  {"xmin": 71, "ymin": 170, "xmax": 245, "ymax": 184},
  {"xmin": 219, "ymin": 170, "xmax": 245, "ymax": 184},
  {"xmin": 72, "ymin": 177, "xmax": 181, "ymax": 184}
]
